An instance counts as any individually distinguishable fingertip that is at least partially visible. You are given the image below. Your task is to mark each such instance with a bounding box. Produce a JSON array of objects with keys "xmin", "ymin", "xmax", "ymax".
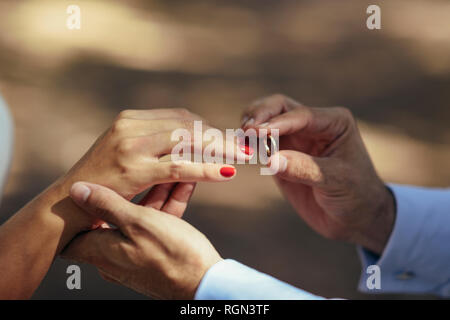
[
  {"xmin": 241, "ymin": 123, "xmax": 274, "ymax": 139},
  {"xmin": 70, "ymin": 182, "xmax": 92, "ymax": 204},
  {"xmin": 242, "ymin": 117, "xmax": 254, "ymax": 129},
  {"xmin": 268, "ymin": 152, "xmax": 288, "ymax": 174},
  {"xmin": 183, "ymin": 181, "xmax": 197, "ymax": 192},
  {"xmin": 241, "ymin": 115, "xmax": 250, "ymax": 126},
  {"xmin": 219, "ymin": 166, "xmax": 236, "ymax": 178}
]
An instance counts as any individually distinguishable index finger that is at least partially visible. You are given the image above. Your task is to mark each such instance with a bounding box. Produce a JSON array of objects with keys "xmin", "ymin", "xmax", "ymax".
[
  {"xmin": 242, "ymin": 94, "xmax": 299, "ymax": 128},
  {"xmin": 254, "ymin": 106, "xmax": 354, "ymax": 138}
]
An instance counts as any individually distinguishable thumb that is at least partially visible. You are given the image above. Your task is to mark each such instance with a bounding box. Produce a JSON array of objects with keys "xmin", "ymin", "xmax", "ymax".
[
  {"xmin": 70, "ymin": 182, "xmax": 138, "ymax": 231},
  {"xmin": 269, "ymin": 150, "xmax": 331, "ymax": 187}
]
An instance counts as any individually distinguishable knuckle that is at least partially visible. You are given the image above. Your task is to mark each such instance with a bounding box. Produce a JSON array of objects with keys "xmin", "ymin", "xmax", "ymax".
[
  {"xmin": 111, "ymin": 118, "xmax": 131, "ymax": 135},
  {"xmin": 129, "ymin": 213, "xmax": 152, "ymax": 236},
  {"xmin": 270, "ymin": 93, "xmax": 287, "ymax": 102},
  {"xmin": 202, "ymin": 166, "xmax": 214, "ymax": 180},
  {"xmin": 116, "ymin": 159, "xmax": 131, "ymax": 176},
  {"xmin": 168, "ymin": 162, "xmax": 184, "ymax": 180},
  {"xmin": 333, "ymin": 106, "xmax": 356, "ymax": 131},
  {"xmin": 296, "ymin": 106, "xmax": 314, "ymax": 120},
  {"xmin": 270, "ymin": 93, "xmax": 289, "ymax": 106},
  {"xmin": 250, "ymin": 94, "xmax": 289, "ymax": 112},
  {"xmin": 117, "ymin": 109, "xmax": 135, "ymax": 119},
  {"xmin": 116, "ymin": 137, "xmax": 136, "ymax": 156},
  {"xmin": 270, "ymin": 93, "xmax": 293, "ymax": 111},
  {"xmin": 114, "ymin": 139, "xmax": 137, "ymax": 174},
  {"xmin": 174, "ymin": 108, "xmax": 192, "ymax": 117},
  {"xmin": 180, "ymin": 119, "xmax": 195, "ymax": 130},
  {"xmin": 334, "ymin": 106, "xmax": 353, "ymax": 121}
]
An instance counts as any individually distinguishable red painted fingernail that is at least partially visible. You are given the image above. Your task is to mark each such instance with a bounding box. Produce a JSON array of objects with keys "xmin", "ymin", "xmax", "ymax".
[
  {"xmin": 220, "ymin": 167, "xmax": 236, "ymax": 178},
  {"xmin": 239, "ymin": 144, "xmax": 254, "ymax": 156}
]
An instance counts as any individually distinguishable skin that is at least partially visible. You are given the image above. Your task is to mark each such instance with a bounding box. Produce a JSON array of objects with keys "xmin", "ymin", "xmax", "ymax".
[
  {"xmin": 0, "ymin": 108, "xmax": 241, "ymax": 299},
  {"xmin": 62, "ymin": 95, "xmax": 396, "ymax": 301},
  {"xmin": 242, "ymin": 94, "xmax": 396, "ymax": 254},
  {"xmin": 63, "ymin": 182, "xmax": 221, "ymax": 300}
]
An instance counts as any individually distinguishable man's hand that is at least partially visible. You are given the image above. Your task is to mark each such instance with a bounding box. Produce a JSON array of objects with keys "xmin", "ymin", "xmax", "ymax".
[
  {"xmin": 62, "ymin": 181, "xmax": 222, "ymax": 300},
  {"xmin": 242, "ymin": 94, "xmax": 396, "ymax": 254}
]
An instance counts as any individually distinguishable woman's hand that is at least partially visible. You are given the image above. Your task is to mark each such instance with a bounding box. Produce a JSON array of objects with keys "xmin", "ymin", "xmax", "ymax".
[
  {"xmin": 62, "ymin": 181, "xmax": 221, "ymax": 300},
  {"xmin": 54, "ymin": 108, "xmax": 244, "ymax": 229},
  {"xmin": 62, "ymin": 108, "xmax": 241, "ymax": 199},
  {"xmin": 242, "ymin": 95, "xmax": 395, "ymax": 254},
  {"xmin": 0, "ymin": 107, "xmax": 241, "ymax": 299}
]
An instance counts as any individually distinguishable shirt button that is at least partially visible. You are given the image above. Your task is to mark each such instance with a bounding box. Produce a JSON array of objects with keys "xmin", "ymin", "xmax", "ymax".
[{"xmin": 396, "ymin": 271, "xmax": 415, "ymax": 280}]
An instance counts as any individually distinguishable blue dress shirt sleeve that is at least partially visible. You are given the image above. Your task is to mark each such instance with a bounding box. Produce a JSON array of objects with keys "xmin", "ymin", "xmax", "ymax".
[
  {"xmin": 195, "ymin": 259, "xmax": 324, "ymax": 300},
  {"xmin": 358, "ymin": 184, "xmax": 450, "ymax": 297}
]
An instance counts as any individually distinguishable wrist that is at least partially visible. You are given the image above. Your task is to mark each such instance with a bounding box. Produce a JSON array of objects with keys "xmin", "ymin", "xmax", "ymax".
[
  {"xmin": 353, "ymin": 185, "xmax": 396, "ymax": 255},
  {"xmin": 33, "ymin": 179, "xmax": 96, "ymax": 240},
  {"xmin": 176, "ymin": 255, "xmax": 223, "ymax": 300}
]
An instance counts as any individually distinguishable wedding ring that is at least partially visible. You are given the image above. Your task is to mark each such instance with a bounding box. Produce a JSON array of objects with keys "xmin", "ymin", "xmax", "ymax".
[{"xmin": 263, "ymin": 135, "xmax": 278, "ymax": 157}]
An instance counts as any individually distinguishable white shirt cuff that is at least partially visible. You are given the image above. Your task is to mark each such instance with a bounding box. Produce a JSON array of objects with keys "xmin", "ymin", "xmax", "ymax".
[{"xmin": 195, "ymin": 259, "xmax": 323, "ymax": 300}]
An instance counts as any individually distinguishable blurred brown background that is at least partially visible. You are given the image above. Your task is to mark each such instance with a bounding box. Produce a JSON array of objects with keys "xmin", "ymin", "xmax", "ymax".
[{"xmin": 0, "ymin": 0, "xmax": 449, "ymax": 299}]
